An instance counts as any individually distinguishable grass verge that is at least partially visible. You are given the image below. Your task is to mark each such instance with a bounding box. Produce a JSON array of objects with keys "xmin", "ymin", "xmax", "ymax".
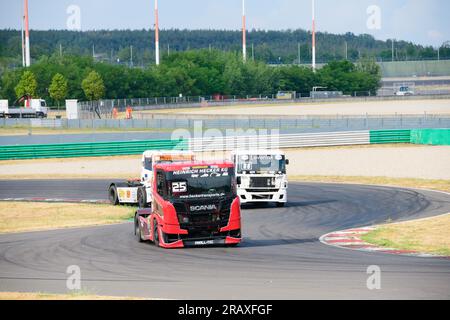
[
  {"xmin": 361, "ymin": 214, "xmax": 450, "ymax": 256},
  {"xmin": 0, "ymin": 291, "xmax": 146, "ymax": 300},
  {"xmin": 291, "ymin": 175, "xmax": 450, "ymax": 256},
  {"xmin": 0, "ymin": 202, "xmax": 135, "ymax": 234}
]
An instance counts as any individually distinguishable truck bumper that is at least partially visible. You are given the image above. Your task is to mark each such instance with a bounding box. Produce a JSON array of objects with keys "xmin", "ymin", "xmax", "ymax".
[
  {"xmin": 159, "ymin": 225, "xmax": 241, "ymax": 249},
  {"xmin": 238, "ymin": 188, "xmax": 287, "ymax": 203}
]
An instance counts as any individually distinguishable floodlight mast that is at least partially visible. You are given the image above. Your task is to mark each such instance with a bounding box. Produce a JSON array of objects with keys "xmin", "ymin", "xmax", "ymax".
[
  {"xmin": 155, "ymin": 0, "xmax": 160, "ymax": 65},
  {"xmin": 242, "ymin": 0, "xmax": 247, "ymax": 62},
  {"xmin": 24, "ymin": 0, "xmax": 30, "ymax": 67},
  {"xmin": 312, "ymin": 0, "xmax": 316, "ymax": 71}
]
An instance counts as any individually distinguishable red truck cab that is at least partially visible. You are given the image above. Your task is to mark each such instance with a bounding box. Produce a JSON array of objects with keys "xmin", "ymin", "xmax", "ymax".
[{"xmin": 134, "ymin": 161, "xmax": 241, "ymax": 248}]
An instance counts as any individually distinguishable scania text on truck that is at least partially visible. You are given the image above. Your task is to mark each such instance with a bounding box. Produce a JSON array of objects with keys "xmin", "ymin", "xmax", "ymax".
[
  {"xmin": 134, "ymin": 161, "xmax": 241, "ymax": 248},
  {"xmin": 231, "ymin": 150, "xmax": 289, "ymax": 207},
  {"xmin": 108, "ymin": 150, "xmax": 195, "ymax": 208}
]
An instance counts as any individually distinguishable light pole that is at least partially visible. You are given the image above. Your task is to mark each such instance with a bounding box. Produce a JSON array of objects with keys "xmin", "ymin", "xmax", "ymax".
[
  {"xmin": 155, "ymin": 0, "xmax": 160, "ymax": 65},
  {"xmin": 24, "ymin": 0, "xmax": 30, "ymax": 67},
  {"xmin": 242, "ymin": 0, "xmax": 247, "ymax": 62}
]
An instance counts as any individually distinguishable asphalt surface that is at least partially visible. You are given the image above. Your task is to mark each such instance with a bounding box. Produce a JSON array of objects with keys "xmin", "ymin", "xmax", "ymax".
[{"xmin": 0, "ymin": 180, "xmax": 449, "ymax": 299}]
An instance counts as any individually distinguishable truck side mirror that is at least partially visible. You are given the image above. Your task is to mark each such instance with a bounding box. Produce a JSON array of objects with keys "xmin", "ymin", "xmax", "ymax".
[
  {"xmin": 286, "ymin": 159, "xmax": 290, "ymax": 165},
  {"xmin": 236, "ymin": 177, "xmax": 242, "ymax": 185}
]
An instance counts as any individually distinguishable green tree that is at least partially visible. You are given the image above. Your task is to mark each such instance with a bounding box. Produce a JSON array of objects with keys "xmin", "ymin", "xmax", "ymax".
[
  {"xmin": 49, "ymin": 73, "xmax": 68, "ymax": 108},
  {"xmin": 14, "ymin": 70, "xmax": 37, "ymax": 99},
  {"xmin": 81, "ymin": 70, "xmax": 105, "ymax": 101}
]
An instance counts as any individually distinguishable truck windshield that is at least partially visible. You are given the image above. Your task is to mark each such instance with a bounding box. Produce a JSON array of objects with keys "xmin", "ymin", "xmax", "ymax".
[
  {"xmin": 166, "ymin": 167, "xmax": 235, "ymax": 199},
  {"xmin": 237, "ymin": 154, "xmax": 286, "ymax": 174}
]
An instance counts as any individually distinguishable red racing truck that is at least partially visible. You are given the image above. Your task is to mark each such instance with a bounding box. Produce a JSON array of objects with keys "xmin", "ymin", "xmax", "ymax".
[{"xmin": 134, "ymin": 161, "xmax": 242, "ymax": 248}]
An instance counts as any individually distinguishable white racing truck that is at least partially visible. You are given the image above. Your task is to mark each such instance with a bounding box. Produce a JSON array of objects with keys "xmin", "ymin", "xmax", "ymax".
[
  {"xmin": 231, "ymin": 150, "xmax": 289, "ymax": 207},
  {"xmin": 0, "ymin": 99, "xmax": 48, "ymax": 118},
  {"xmin": 108, "ymin": 150, "xmax": 195, "ymax": 208}
]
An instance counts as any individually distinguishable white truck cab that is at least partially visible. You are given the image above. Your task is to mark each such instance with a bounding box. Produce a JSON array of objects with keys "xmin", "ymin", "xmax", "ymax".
[
  {"xmin": 395, "ymin": 86, "xmax": 414, "ymax": 96},
  {"xmin": 0, "ymin": 99, "xmax": 48, "ymax": 118},
  {"xmin": 109, "ymin": 150, "xmax": 195, "ymax": 207},
  {"xmin": 231, "ymin": 150, "xmax": 289, "ymax": 207}
]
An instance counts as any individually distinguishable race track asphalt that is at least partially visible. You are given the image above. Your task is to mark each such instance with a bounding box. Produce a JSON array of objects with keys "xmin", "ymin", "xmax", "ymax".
[{"xmin": 0, "ymin": 180, "xmax": 449, "ymax": 299}]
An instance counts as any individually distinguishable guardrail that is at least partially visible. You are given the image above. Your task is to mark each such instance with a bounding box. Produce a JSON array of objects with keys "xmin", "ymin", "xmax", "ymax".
[
  {"xmin": 2, "ymin": 115, "xmax": 450, "ymax": 132},
  {"xmin": 369, "ymin": 130, "xmax": 412, "ymax": 144},
  {"xmin": 1, "ymin": 129, "xmax": 448, "ymax": 160},
  {"xmin": 78, "ymin": 93, "xmax": 450, "ymax": 118},
  {"xmin": 0, "ymin": 139, "xmax": 187, "ymax": 160},
  {"xmin": 188, "ymin": 131, "xmax": 370, "ymax": 152}
]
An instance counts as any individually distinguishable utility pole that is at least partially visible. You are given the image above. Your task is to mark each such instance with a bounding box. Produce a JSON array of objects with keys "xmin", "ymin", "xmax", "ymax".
[
  {"xmin": 391, "ymin": 39, "xmax": 395, "ymax": 62},
  {"xmin": 92, "ymin": 44, "xmax": 95, "ymax": 59},
  {"xmin": 24, "ymin": 0, "xmax": 30, "ymax": 67},
  {"xmin": 345, "ymin": 41, "xmax": 348, "ymax": 60},
  {"xmin": 154, "ymin": 0, "xmax": 160, "ymax": 65},
  {"xmin": 130, "ymin": 45, "xmax": 133, "ymax": 66},
  {"xmin": 312, "ymin": 0, "xmax": 316, "ymax": 71},
  {"xmin": 252, "ymin": 43, "xmax": 254, "ymax": 61},
  {"xmin": 242, "ymin": 0, "xmax": 247, "ymax": 62}
]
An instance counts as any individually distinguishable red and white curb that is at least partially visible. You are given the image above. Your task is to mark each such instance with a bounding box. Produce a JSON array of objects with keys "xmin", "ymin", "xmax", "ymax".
[
  {"xmin": 319, "ymin": 227, "xmax": 449, "ymax": 259},
  {"xmin": 0, "ymin": 197, "xmax": 108, "ymax": 204}
]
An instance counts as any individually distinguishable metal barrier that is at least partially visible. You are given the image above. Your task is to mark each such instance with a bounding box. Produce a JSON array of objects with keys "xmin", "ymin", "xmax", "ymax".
[
  {"xmin": 0, "ymin": 139, "xmax": 187, "ymax": 160},
  {"xmin": 2, "ymin": 115, "xmax": 450, "ymax": 132},
  {"xmin": 1, "ymin": 129, "xmax": 447, "ymax": 161},
  {"xmin": 188, "ymin": 131, "xmax": 370, "ymax": 152},
  {"xmin": 369, "ymin": 130, "xmax": 412, "ymax": 144}
]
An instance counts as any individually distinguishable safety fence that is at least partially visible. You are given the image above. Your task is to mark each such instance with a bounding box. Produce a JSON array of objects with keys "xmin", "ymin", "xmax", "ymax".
[
  {"xmin": 2, "ymin": 114, "xmax": 450, "ymax": 133},
  {"xmin": 1, "ymin": 129, "xmax": 448, "ymax": 161}
]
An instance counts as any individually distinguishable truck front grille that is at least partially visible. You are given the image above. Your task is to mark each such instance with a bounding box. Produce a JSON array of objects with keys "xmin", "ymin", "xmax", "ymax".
[
  {"xmin": 174, "ymin": 198, "xmax": 233, "ymax": 231},
  {"xmin": 250, "ymin": 177, "xmax": 275, "ymax": 188}
]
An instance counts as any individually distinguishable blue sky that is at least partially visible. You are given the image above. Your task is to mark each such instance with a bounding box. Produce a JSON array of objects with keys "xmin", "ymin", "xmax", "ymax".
[{"xmin": 1, "ymin": 0, "xmax": 449, "ymax": 47}]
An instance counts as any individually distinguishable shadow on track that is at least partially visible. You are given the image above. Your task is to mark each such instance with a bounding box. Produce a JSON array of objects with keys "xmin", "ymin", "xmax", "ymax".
[{"xmin": 239, "ymin": 237, "xmax": 317, "ymax": 248}]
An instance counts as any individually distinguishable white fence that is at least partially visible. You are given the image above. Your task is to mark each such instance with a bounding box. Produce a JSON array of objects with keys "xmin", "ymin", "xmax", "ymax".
[{"xmin": 187, "ymin": 131, "xmax": 370, "ymax": 152}]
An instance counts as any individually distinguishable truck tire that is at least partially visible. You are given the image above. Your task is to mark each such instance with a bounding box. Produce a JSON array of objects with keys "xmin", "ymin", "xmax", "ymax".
[
  {"xmin": 137, "ymin": 187, "xmax": 148, "ymax": 208},
  {"xmin": 153, "ymin": 219, "xmax": 160, "ymax": 247},
  {"xmin": 276, "ymin": 202, "xmax": 285, "ymax": 208},
  {"xmin": 134, "ymin": 214, "xmax": 144, "ymax": 243},
  {"xmin": 109, "ymin": 185, "xmax": 119, "ymax": 205}
]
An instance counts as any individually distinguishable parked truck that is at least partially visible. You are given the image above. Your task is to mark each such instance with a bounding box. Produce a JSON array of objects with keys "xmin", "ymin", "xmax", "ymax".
[
  {"xmin": 0, "ymin": 98, "xmax": 48, "ymax": 118},
  {"xmin": 108, "ymin": 150, "xmax": 196, "ymax": 208},
  {"xmin": 134, "ymin": 161, "xmax": 241, "ymax": 248},
  {"xmin": 231, "ymin": 150, "xmax": 289, "ymax": 207}
]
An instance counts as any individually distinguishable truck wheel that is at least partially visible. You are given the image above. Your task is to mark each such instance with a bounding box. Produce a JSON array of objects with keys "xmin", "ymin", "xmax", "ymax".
[
  {"xmin": 276, "ymin": 202, "xmax": 285, "ymax": 208},
  {"xmin": 153, "ymin": 219, "xmax": 160, "ymax": 247},
  {"xmin": 137, "ymin": 187, "xmax": 148, "ymax": 208},
  {"xmin": 109, "ymin": 185, "xmax": 119, "ymax": 205},
  {"xmin": 134, "ymin": 214, "xmax": 144, "ymax": 243}
]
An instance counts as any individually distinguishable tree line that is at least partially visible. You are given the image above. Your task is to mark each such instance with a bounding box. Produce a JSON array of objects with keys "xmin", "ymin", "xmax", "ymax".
[
  {"xmin": 0, "ymin": 50, "xmax": 381, "ymax": 106},
  {"xmin": 0, "ymin": 29, "xmax": 447, "ymax": 69}
]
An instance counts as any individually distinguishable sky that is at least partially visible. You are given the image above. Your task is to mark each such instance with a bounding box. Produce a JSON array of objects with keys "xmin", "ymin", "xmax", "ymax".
[{"xmin": 0, "ymin": 0, "xmax": 449, "ymax": 47}]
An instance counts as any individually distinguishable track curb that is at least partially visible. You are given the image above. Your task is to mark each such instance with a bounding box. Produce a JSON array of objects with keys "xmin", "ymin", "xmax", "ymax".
[{"xmin": 318, "ymin": 186, "xmax": 450, "ymax": 259}]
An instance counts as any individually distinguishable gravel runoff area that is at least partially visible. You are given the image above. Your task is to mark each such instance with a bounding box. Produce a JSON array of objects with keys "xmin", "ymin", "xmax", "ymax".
[
  {"xmin": 1, "ymin": 145, "xmax": 449, "ymax": 180},
  {"xmin": 143, "ymin": 99, "xmax": 450, "ymax": 116}
]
